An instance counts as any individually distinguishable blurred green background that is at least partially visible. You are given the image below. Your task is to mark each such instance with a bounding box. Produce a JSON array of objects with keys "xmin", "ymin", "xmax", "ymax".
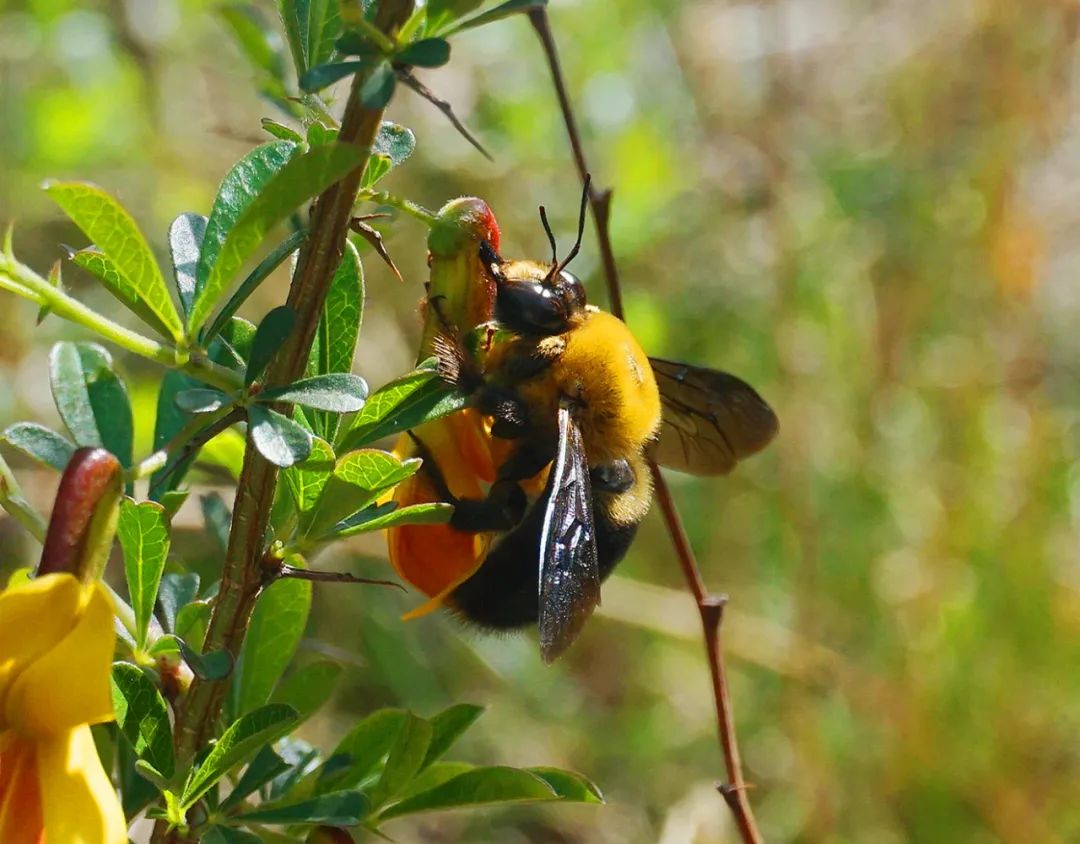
[{"xmin": 3, "ymin": 0, "xmax": 1080, "ymax": 841}]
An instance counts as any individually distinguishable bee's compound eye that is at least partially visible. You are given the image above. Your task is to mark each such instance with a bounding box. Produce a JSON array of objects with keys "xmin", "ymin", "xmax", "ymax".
[
  {"xmin": 496, "ymin": 278, "xmax": 568, "ymax": 335},
  {"xmin": 559, "ymin": 270, "xmax": 587, "ymax": 308}
]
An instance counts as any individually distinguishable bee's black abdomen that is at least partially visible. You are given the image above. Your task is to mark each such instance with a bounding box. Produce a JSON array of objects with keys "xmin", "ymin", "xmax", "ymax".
[{"xmin": 447, "ymin": 492, "xmax": 638, "ymax": 630}]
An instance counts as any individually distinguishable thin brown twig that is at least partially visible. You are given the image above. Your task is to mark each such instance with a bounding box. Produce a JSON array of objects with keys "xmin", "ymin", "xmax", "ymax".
[
  {"xmin": 528, "ymin": 8, "xmax": 763, "ymax": 843},
  {"xmin": 395, "ymin": 68, "xmax": 494, "ymax": 161},
  {"xmin": 275, "ymin": 563, "xmax": 406, "ymax": 591}
]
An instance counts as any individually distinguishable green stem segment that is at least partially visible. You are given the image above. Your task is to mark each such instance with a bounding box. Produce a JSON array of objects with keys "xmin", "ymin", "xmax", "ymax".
[
  {"xmin": 168, "ymin": 0, "xmax": 417, "ymax": 788},
  {"xmin": 0, "ymin": 452, "xmax": 47, "ymax": 542},
  {"xmin": 0, "ymin": 253, "xmax": 242, "ymax": 393}
]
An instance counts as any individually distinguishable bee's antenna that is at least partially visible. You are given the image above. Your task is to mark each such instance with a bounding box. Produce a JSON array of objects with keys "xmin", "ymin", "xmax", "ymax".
[
  {"xmin": 539, "ymin": 205, "xmax": 558, "ymax": 266},
  {"xmin": 555, "ymin": 173, "xmax": 590, "ymax": 275}
]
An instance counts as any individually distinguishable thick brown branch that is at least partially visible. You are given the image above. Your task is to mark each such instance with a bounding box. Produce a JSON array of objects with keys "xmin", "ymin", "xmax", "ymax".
[{"xmin": 529, "ymin": 8, "xmax": 763, "ymax": 843}]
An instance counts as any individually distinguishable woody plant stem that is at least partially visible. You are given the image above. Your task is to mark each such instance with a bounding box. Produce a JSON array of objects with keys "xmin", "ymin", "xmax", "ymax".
[
  {"xmin": 528, "ymin": 8, "xmax": 764, "ymax": 844},
  {"xmin": 158, "ymin": 1, "xmax": 415, "ymax": 839}
]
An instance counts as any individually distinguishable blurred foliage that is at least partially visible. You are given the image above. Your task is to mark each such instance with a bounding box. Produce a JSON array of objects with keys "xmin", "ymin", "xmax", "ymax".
[{"xmin": 3, "ymin": 0, "xmax": 1080, "ymax": 841}]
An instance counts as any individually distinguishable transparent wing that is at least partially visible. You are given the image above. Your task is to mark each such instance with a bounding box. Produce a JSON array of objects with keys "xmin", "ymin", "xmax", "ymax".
[
  {"xmin": 650, "ymin": 357, "xmax": 779, "ymax": 476},
  {"xmin": 537, "ymin": 401, "xmax": 600, "ymax": 663}
]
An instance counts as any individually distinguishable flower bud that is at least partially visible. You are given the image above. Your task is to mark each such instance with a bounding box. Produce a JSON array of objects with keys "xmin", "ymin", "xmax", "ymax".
[{"xmin": 306, "ymin": 826, "xmax": 354, "ymax": 844}]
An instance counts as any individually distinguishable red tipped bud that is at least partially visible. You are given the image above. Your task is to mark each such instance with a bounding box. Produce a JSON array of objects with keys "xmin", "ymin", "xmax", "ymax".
[
  {"xmin": 428, "ymin": 197, "xmax": 500, "ymax": 258},
  {"xmin": 37, "ymin": 447, "xmax": 122, "ymax": 581}
]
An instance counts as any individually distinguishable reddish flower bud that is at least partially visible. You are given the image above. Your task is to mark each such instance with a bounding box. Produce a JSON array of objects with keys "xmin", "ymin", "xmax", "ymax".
[{"xmin": 306, "ymin": 826, "xmax": 354, "ymax": 844}]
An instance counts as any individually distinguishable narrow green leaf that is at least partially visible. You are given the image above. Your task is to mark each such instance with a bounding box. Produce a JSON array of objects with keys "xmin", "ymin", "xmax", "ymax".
[
  {"xmin": 203, "ymin": 228, "xmax": 306, "ymax": 345},
  {"xmin": 377, "ymin": 766, "xmax": 556, "ymax": 820},
  {"xmin": 306, "ymin": 450, "xmax": 420, "ymax": 537},
  {"xmin": 194, "ymin": 142, "xmax": 297, "ymax": 312},
  {"xmin": 269, "ymin": 661, "xmax": 342, "ymax": 723},
  {"xmin": 282, "ymin": 437, "xmax": 335, "ymax": 526},
  {"xmin": 277, "ymin": 0, "xmax": 343, "ymax": 75},
  {"xmin": 175, "ymin": 389, "xmax": 229, "ymax": 414},
  {"xmin": 118, "ymin": 499, "xmax": 171, "ymax": 649},
  {"xmin": 156, "ymin": 572, "xmax": 200, "ymax": 633},
  {"xmin": 233, "ymin": 576, "xmax": 312, "ymax": 715},
  {"xmin": 44, "ymin": 181, "xmax": 183, "ymax": 340},
  {"xmin": 167, "ymin": 213, "xmax": 207, "ymax": 317},
  {"xmin": 335, "ymin": 30, "xmax": 383, "ymax": 58},
  {"xmin": 339, "ymin": 367, "xmax": 465, "ymax": 452},
  {"xmin": 111, "ymin": 662, "xmax": 175, "ymax": 779},
  {"xmin": 191, "ymin": 143, "xmax": 365, "ymax": 334},
  {"xmin": 396, "ymin": 761, "xmax": 473, "ymax": 801},
  {"xmin": 422, "ymin": 704, "xmax": 484, "ymax": 771},
  {"xmin": 2, "ymin": 422, "xmax": 76, "ymax": 471},
  {"xmin": 309, "ymin": 240, "xmax": 363, "ymax": 439},
  {"xmin": 325, "ymin": 708, "xmax": 408, "ymax": 790},
  {"xmin": 425, "ymin": 0, "xmax": 483, "ymax": 35},
  {"xmin": 220, "ymin": 3, "xmax": 286, "ymax": 82},
  {"xmin": 175, "ymin": 599, "xmax": 212, "ymax": 651},
  {"xmin": 369, "ymin": 712, "xmax": 432, "ymax": 809},
  {"xmin": 235, "ymin": 789, "xmax": 367, "ymax": 825},
  {"xmin": 396, "ymin": 38, "xmax": 450, "ymax": 68},
  {"xmin": 181, "ymin": 705, "xmax": 300, "ymax": 809},
  {"xmin": 202, "ymin": 828, "xmax": 261, "ymax": 844},
  {"xmin": 445, "ymin": 0, "xmax": 547, "ymax": 35},
  {"xmin": 268, "ymin": 736, "xmax": 320, "ymax": 800},
  {"xmin": 69, "ymin": 248, "xmax": 175, "ymax": 338},
  {"xmin": 49, "ymin": 342, "xmax": 134, "ymax": 468},
  {"xmin": 159, "ymin": 490, "xmax": 189, "ymax": 520},
  {"xmin": 221, "ymin": 745, "xmax": 291, "ymax": 811},
  {"xmin": 525, "ymin": 767, "xmax": 603, "ymax": 803},
  {"xmin": 258, "ymin": 373, "xmax": 368, "ymax": 412},
  {"xmin": 249, "ymin": 405, "xmax": 313, "ymax": 467},
  {"xmin": 300, "ymin": 59, "xmax": 373, "ymax": 92},
  {"xmin": 261, "ymin": 118, "xmax": 303, "ymax": 143},
  {"xmin": 246, "ymin": 306, "xmax": 296, "ymax": 386},
  {"xmin": 325, "ymin": 501, "xmax": 452, "ymax": 540},
  {"xmin": 358, "ymin": 61, "xmax": 396, "ymax": 108},
  {"xmin": 177, "ymin": 637, "xmax": 234, "ymax": 681},
  {"xmin": 150, "ymin": 371, "xmax": 201, "ymax": 500}
]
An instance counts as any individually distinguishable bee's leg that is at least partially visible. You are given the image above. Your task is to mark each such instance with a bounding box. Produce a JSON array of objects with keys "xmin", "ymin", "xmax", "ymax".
[
  {"xmin": 407, "ymin": 431, "xmax": 526, "ymax": 532},
  {"xmin": 591, "ymin": 459, "xmax": 635, "ymax": 493},
  {"xmin": 474, "ymin": 385, "xmax": 531, "ymax": 438}
]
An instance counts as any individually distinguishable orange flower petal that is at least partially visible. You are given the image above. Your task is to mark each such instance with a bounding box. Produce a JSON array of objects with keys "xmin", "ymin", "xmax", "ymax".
[{"xmin": 0, "ymin": 732, "xmax": 44, "ymax": 844}]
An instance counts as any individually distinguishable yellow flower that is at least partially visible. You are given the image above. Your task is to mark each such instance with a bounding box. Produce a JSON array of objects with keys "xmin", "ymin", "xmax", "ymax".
[{"xmin": 0, "ymin": 573, "xmax": 125, "ymax": 844}]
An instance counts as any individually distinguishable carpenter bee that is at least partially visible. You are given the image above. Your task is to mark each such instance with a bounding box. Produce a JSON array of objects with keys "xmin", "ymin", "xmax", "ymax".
[{"xmin": 398, "ymin": 181, "xmax": 779, "ymax": 662}]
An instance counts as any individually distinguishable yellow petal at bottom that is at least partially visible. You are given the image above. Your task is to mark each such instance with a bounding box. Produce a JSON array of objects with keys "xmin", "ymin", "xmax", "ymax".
[{"xmin": 38, "ymin": 725, "xmax": 125, "ymax": 844}]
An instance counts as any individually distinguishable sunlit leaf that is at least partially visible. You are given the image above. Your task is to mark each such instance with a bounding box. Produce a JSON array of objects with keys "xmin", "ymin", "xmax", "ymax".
[
  {"xmin": 339, "ymin": 366, "xmax": 465, "ymax": 451},
  {"xmin": 49, "ymin": 342, "xmax": 134, "ymax": 468},
  {"xmin": 249, "ymin": 405, "xmax": 313, "ymax": 467},
  {"xmin": 2, "ymin": 422, "xmax": 76, "ymax": 471},
  {"xmin": 377, "ymin": 766, "xmax": 557, "ymax": 820},
  {"xmin": 258, "ymin": 373, "xmax": 368, "ymax": 412},
  {"xmin": 235, "ymin": 789, "xmax": 367, "ymax": 825},
  {"xmin": 397, "ymin": 38, "xmax": 450, "ymax": 68},
  {"xmin": 111, "ymin": 662, "xmax": 175, "ymax": 780},
  {"xmin": 69, "ymin": 248, "xmax": 175, "ymax": 339},
  {"xmin": 168, "ymin": 213, "xmax": 207, "ymax": 317},
  {"xmin": 368, "ymin": 712, "xmax": 432, "ymax": 809},
  {"xmin": 118, "ymin": 499, "xmax": 171, "ymax": 649}
]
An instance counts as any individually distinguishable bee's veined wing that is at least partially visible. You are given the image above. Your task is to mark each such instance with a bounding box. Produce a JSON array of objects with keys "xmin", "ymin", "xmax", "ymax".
[
  {"xmin": 649, "ymin": 358, "xmax": 779, "ymax": 476},
  {"xmin": 537, "ymin": 401, "xmax": 600, "ymax": 663}
]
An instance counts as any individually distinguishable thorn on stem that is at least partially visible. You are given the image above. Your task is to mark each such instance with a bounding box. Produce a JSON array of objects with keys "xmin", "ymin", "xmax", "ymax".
[{"xmin": 395, "ymin": 68, "xmax": 493, "ymax": 161}]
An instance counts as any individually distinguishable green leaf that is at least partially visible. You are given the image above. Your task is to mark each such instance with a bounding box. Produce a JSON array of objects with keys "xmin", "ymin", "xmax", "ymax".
[
  {"xmin": 156, "ymin": 572, "xmax": 200, "ymax": 633},
  {"xmin": 175, "ymin": 599, "xmax": 212, "ymax": 651},
  {"xmin": 422, "ymin": 704, "xmax": 484, "ymax": 771},
  {"xmin": 358, "ymin": 61, "xmax": 396, "ymax": 108},
  {"xmin": 235, "ymin": 789, "xmax": 367, "ymax": 825},
  {"xmin": 201, "ymin": 492, "xmax": 232, "ymax": 553},
  {"xmin": 49, "ymin": 342, "xmax": 134, "ymax": 468},
  {"xmin": 220, "ymin": 3, "xmax": 286, "ymax": 83},
  {"xmin": 160, "ymin": 490, "xmax": 189, "ymax": 520},
  {"xmin": 233, "ymin": 576, "xmax": 312, "ymax": 716},
  {"xmin": 299, "ymin": 59, "xmax": 373, "ymax": 92},
  {"xmin": 261, "ymin": 118, "xmax": 303, "ymax": 143},
  {"xmin": 191, "ymin": 142, "xmax": 365, "ymax": 334},
  {"xmin": 325, "ymin": 708, "xmax": 408, "ymax": 790},
  {"xmin": 175, "ymin": 637, "xmax": 234, "ymax": 681},
  {"xmin": 396, "ymin": 38, "xmax": 450, "ymax": 68},
  {"xmin": 69, "ymin": 248, "xmax": 175, "ymax": 339},
  {"xmin": 277, "ymin": 0, "xmax": 343, "ymax": 76},
  {"xmin": 445, "ymin": 0, "xmax": 547, "ymax": 35},
  {"xmin": 369, "ymin": 712, "xmax": 432, "ymax": 809},
  {"xmin": 425, "ymin": 0, "xmax": 484, "ymax": 35},
  {"xmin": 309, "ymin": 240, "xmax": 363, "ymax": 440},
  {"xmin": 269, "ymin": 660, "xmax": 342, "ymax": 724},
  {"xmin": 335, "ymin": 30, "xmax": 383, "ymax": 58},
  {"xmin": 193, "ymin": 141, "xmax": 297, "ymax": 321},
  {"xmin": 167, "ymin": 213, "xmax": 207, "ymax": 317},
  {"xmin": 44, "ymin": 181, "xmax": 183, "ymax": 341},
  {"xmin": 150, "ymin": 371, "xmax": 201, "ymax": 499},
  {"xmin": 181, "ymin": 705, "xmax": 300, "ymax": 808},
  {"xmin": 221, "ymin": 745, "xmax": 291, "ymax": 811},
  {"xmin": 2, "ymin": 422, "xmax": 76, "ymax": 471},
  {"xmin": 339, "ymin": 366, "xmax": 466, "ymax": 451},
  {"xmin": 282, "ymin": 437, "xmax": 335, "ymax": 526},
  {"xmin": 202, "ymin": 828, "xmax": 262, "ymax": 844},
  {"xmin": 374, "ymin": 120, "xmax": 416, "ymax": 165},
  {"xmin": 111, "ymin": 662, "xmax": 175, "ymax": 779},
  {"xmin": 246, "ymin": 306, "xmax": 296, "ymax": 386},
  {"xmin": 377, "ymin": 766, "xmax": 557, "ymax": 820},
  {"xmin": 307, "ymin": 450, "xmax": 420, "ymax": 538},
  {"xmin": 203, "ymin": 228, "xmax": 306, "ymax": 345},
  {"xmin": 175, "ymin": 389, "xmax": 229, "ymax": 414},
  {"xmin": 258, "ymin": 373, "xmax": 368, "ymax": 412},
  {"xmin": 525, "ymin": 767, "xmax": 603, "ymax": 803},
  {"xmin": 324, "ymin": 500, "xmax": 452, "ymax": 540},
  {"xmin": 118, "ymin": 499, "xmax": 171, "ymax": 649},
  {"xmin": 249, "ymin": 405, "xmax": 313, "ymax": 467}
]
